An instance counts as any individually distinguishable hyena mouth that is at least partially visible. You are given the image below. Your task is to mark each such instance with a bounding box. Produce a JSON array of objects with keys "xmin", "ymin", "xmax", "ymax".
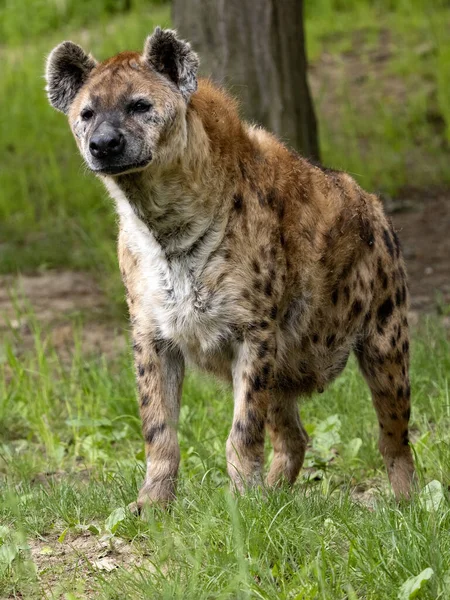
[{"xmin": 91, "ymin": 157, "xmax": 152, "ymax": 176}]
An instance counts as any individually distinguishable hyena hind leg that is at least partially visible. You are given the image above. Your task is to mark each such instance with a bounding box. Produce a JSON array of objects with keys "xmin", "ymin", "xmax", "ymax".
[
  {"xmin": 356, "ymin": 324, "xmax": 416, "ymax": 500},
  {"xmin": 266, "ymin": 393, "xmax": 308, "ymax": 487}
]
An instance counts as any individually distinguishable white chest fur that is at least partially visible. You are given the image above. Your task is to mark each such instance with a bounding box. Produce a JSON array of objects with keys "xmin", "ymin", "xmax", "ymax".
[{"xmin": 111, "ymin": 185, "xmax": 233, "ymax": 353}]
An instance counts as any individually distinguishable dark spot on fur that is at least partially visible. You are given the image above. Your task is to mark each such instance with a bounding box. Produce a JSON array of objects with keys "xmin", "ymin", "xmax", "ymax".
[
  {"xmin": 233, "ymin": 193, "xmax": 243, "ymax": 211},
  {"xmin": 343, "ymin": 285, "xmax": 350, "ymax": 302},
  {"xmin": 402, "ymin": 340, "xmax": 410, "ymax": 354},
  {"xmin": 133, "ymin": 341, "xmax": 142, "ymax": 354},
  {"xmin": 247, "ymin": 409, "xmax": 265, "ymax": 432},
  {"xmin": 260, "ymin": 320, "xmax": 269, "ymax": 329},
  {"xmin": 403, "ymin": 408, "xmax": 411, "ymax": 421},
  {"xmin": 138, "ymin": 364, "xmax": 145, "ymax": 377},
  {"xmin": 390, "ymin": 335, "xmax": 396, "ymax": 349},
  {"xmin": 267, "ymin": 188, "xmax": 276, "ymax": 209},
  {"xmin": 392, "ymin": 229, "xmax": 401, "ymax": 258},
  {"xmin": 254, "ymin": 279, "xmax": 262, "ymax": 292},
  {"xmin": 234, "ymin": 419, "xmax": 244, "ymax": 434},
  {"xmin": 351, "ymin": 299, "xmax": 363, "ymax": 318},
  {"xmin": 397, "ymin": 386, "xmax": 404, "ymax": 399},
  {"xmin": 312, "ymin": 333, "xmax": 319, "ymax": 344},
  {"xmin": 265, "ymin": 280, "xmax": 273, "ymax": 297},
  {"xmin": 377, "ymin": 258, "xmax": 388, "ymax": 290},
  {"xmin": 331, "ymin": 288, "xmax": 339, "ymax": 305},
  {"xmin": 387, "ymin": 431, "xmax": 394, "ymax": 437},
  {"xmin": 379, "ymin": 422, "xmax": 384, "ymax": 429},
  {"xmin": 377, "ymin": 297, "xmax": 394, "ymax": 326},
  {"xmin": 145, "ymin": 422, "xmax": 166, "ymax": 444},
  {"xmin": 270, "ymin": 305, "xmax": 278, "ymax": 320},
  {"xmin": 402, "ymin": 285, "xmax": 407, "ymax": 305},
  {"xmin": 383, "ymin": 228, "xmax": 395, "ymax": 258},
  {"xmin": 242, "ymin": 290, "xmax": 251, "ymax": 301},
  {"xmin": 245, "ymin": 390, "xmax": 252, "ymax": 403},
  {"xmin": 390, "ymin": 413, "xmax": 398, "ymax": 420},
  {"xmin": 405, "ymin": 384, "xmax": 411, "ymax": 399},
  {"xmin": 326, "ymin": 334, "xmax": 336, "ymax": 348},
  {"xmin": 253, "ymin": 375, "xmax": 262, "ymax": 392},
  {"xmin": 258, "ymin": 341, "xmax": 269, "ymax": 359},
  {"xmin": 252, "ymin": 260, "xmax": 261, "ymax": 274},
  {"xmin": 141, "ymin": 393, "xmax": 150, "ymax": 407}
]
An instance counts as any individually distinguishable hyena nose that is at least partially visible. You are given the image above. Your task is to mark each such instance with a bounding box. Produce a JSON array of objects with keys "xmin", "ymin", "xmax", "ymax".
[{"xmin": 89, "ymin": 123, "xmax": 125, "ymax": 159}]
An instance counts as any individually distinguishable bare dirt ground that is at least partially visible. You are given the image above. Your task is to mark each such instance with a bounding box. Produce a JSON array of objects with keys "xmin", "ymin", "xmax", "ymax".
[
  {"xmin": 391, "ymin": 186, "xmax": 450, "ymax": 315},
  {"xmin": 0, "ymin": 270, "xmax": 128, "ymax": 358},
  {"xmin": 0, "ymin": 187, "xmax": 448, "ymax": 360}
]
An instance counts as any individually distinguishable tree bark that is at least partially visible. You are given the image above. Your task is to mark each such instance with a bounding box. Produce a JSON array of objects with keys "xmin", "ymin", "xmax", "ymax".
[{"xmin": 172, "ymin": 0, "xmax": 319, "ymax": 160}]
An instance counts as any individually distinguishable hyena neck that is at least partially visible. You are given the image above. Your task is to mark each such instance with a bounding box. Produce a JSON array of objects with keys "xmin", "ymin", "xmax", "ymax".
[{"xmin": 104, "ymin": 105, "xmax": 235, "ymax": 255}]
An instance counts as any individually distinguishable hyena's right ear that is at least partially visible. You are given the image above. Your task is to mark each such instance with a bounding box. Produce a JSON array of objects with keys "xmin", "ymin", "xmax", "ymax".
[
  {"xmin": 45, "ymin": 41, "xmax": 97, "ymax": 114},
  {"xmin": 143, "ymin": 27, "xmax": 199, "ymax": 101}
]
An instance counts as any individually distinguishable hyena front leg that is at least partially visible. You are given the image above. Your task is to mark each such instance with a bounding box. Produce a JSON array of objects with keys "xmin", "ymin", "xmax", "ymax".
[
  {"xmin": 266, "ymin": 393, "xmax": 308, "ymax": 486},
  {"xmin": 226, "ymin": 336, "xmax": 275, "ymax": 492},
  {"xmin": 132, "ymin": 332, "xmax": 184, "ymax": 508}
]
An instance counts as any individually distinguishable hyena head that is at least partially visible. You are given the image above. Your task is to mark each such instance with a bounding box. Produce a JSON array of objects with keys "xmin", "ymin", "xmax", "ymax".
[{"xmin": 45, "ymin": 28, "xmax": 199, "ymax": 175}]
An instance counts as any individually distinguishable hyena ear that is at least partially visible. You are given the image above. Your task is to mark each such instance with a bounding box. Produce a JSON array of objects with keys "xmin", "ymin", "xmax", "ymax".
[
  {"xmin": 45, "ymin": 41, "xmax": 97, "ymax": 114},
  {"xmin": 143, "ymin": 27, "xmax": 199, "ymax": 101}
]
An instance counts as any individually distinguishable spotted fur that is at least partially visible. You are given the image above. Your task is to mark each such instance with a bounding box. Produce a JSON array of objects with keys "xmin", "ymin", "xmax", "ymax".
[{"xmin": 46, "ymin": 29, "xmax": 415, "ymax": 506}]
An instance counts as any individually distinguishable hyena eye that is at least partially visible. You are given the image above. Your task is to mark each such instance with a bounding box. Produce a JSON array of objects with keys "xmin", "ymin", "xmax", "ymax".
[
  {"xmin": 129, "ymin": 100, "xmax": 152, "ymax": 113},
  {"xmin": 81, "ymin": 108, "xmax": 94, "ymax": 121}
]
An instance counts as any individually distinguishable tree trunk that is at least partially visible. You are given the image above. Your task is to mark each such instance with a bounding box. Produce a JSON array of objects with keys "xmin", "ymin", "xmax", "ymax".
[{"xmin": 172, "ymin": 0, "xmax": 319, "ymax": 160}]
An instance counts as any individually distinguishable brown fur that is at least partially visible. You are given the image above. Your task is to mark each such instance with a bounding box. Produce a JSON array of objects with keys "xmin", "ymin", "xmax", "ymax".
[{"xmin": 46, "ymin": 31, "xmax": 415, "ymax": 508}]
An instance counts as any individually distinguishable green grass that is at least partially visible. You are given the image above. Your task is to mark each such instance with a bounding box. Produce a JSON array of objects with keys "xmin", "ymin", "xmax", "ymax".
[{"xmin": 1, "ymin": 318, "xmax": 449, "ymax": 598}]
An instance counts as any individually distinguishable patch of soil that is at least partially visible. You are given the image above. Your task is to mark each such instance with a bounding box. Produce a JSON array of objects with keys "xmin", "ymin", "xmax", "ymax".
[
  {"xmin": 27, "ymin": 532, "xmax": 155, "ymax": 598},
  {"xmin": 390, "ymin": 186, "xmax": 450, "ymax": 314},
  {"xmin": 0, "ymin": 271, "xmax": 127, "ymax": 359}
]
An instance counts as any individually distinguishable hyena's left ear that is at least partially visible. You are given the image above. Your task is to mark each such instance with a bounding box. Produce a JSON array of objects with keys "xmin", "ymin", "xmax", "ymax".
[
  {"xmin": 45, "ymin": 41, "xmax": 97, "ymax": 114},
  {"xmin": 143, "ymin": 27, "xmax": 199, "ymax": 101}
]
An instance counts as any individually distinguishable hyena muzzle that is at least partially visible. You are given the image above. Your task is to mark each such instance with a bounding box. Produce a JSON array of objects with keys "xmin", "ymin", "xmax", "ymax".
[{"xmin": 45, "ymin": 27, "xmax": 415, "ymax": 509}]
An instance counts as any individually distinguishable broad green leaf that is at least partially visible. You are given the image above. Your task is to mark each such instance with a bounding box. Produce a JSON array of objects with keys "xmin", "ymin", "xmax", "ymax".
[
  {"xmin": 0, "ymin": 543, "xmax": 18, "ymax": 567},
  {"xmin": 345, "ymin": 438, "xmax": 362, "ymax": 459},
  {"xmin": 105, "ymin": 507, "xmax": 126, "ymax": 534},
  {"xmin": 87, "ymin": 524, "xmax": 100, "ymax": 535},
  {"xmin": 398, "ymin": 568, "xmax": 434, "ymax": 599},
  {"xmin": 58, "ymin": 527, "xmax": 69, "ymax": 543}
]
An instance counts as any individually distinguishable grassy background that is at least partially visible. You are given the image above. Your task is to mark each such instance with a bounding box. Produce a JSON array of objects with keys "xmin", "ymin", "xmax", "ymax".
[{"xmin": 1, "ymin": 0, "xmax": 450, "ymax": 598}]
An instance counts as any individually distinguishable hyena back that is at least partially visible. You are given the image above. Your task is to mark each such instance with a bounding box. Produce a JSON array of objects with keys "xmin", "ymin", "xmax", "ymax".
[{"xmin": 46, "ymin": 28, "xmax": 415, "ymax": 508}]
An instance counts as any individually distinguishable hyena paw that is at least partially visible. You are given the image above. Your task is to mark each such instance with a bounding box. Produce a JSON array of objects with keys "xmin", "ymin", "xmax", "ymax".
[{"xmin": 128, "ymin": 478, "xmax": 176, "ymax": 515}]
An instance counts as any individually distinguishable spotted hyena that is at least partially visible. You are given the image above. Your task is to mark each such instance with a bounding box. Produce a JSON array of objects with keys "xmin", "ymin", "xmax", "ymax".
[{"xmin": 45, "ymin": 28, "xmax": 415, "ymax": 508}]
